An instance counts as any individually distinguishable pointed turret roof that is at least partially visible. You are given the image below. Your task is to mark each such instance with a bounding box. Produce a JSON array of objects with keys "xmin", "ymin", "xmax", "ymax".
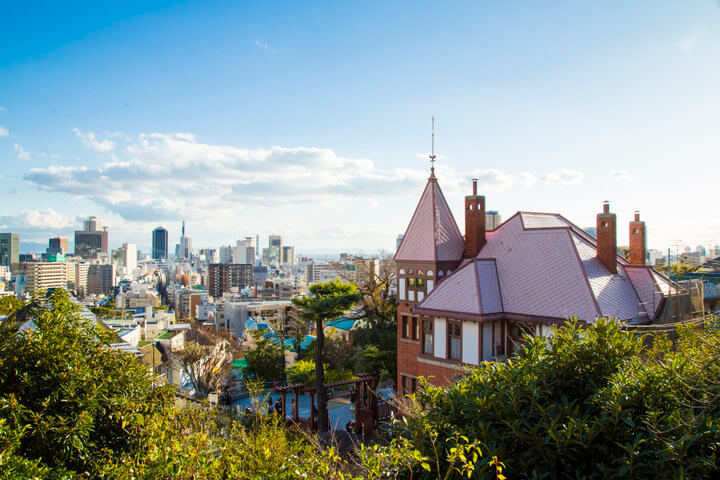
[{"xmin": 395, "ymin": 175, "xmax": 465, "ymax": 262}]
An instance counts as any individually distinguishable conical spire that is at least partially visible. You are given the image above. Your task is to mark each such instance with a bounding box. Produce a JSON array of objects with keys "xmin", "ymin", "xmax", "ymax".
[
  {"xmin": 395, "ymin": 176, "xmax": 464, "ymax": 262},
  {"xmin": 429, "ymin": 116, "xmax": 436, "ymax": 179}
]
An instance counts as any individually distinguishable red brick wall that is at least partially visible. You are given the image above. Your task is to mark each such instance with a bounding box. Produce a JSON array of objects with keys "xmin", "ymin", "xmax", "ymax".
[
  {"xmin": 596, "ymin": 203, "xmax": 617, "ymax": 273},
  {"xmin": 629, "ymin": 214, "xmax": 646, "ymax": 266},
  {"xmin": 464, "ymin": 194, "xmax": 486, "ymax": 258}
]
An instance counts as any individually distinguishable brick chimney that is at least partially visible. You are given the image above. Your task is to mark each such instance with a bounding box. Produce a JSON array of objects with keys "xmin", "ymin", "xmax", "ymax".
[
  {"xmin": 464, "ymin": 179, "xmax": 486, "ymax": 258},
  {"xmin": 629, "ymin": 211, "xmax": 646, "ymax": 266},
  {"xmin": 596, "ymin": 201, "xmax": 617, "ymax": 273}
]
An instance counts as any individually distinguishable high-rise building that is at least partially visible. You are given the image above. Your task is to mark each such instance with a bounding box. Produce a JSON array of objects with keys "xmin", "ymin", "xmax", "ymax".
[
  {"xmin": 485, "ymin": 211, "xmax": 502, "ymax": 230},
  {"xmin": 0, "ymin": 233, "xmax": 20, "ymax": 267},
  {"xmin": 234, "ymin": 238, "xmax": 249, "ymax": 264},
  {"xmin": 200, "ymin": 248, "xmax": 219, "ymax": 264},
  {"xmin": 268, "ymin": 234, "xmax": 282, "ymax": 265},
  {"xmin": 75, "ymin": 216, "xmax": 109, "ymax": 259},
  {"xmin": 282, "ymin": 246, "xmax": 295, "ymax": 266},
  {"xmin": 152, "ymin": 227, "xmax": 169, "ymax": 260},
  {"xmin": 73, "ymin": 261, "xmax": 90, "ymax": 296},
  {"xmin": 47, "ymin": 236, "xmax": 69, "ymax": 256},
  {"xmin": 307, "ymin": 262, "xmax": 341, "ymax": 284},
  {"xmin": 177, "ymin": 221, "xmax": 192, "ymax": 260},
  {"xmin": 219, "ymin": 245, "xmax": 234, "ymax": 264},
  {"xmin": 87, "ymin": 264, "xmax": 115, "ymax": 296},
  {"xmin": 122, "ymin": 242, "xmax": 137, "ymax": 272},
  {"xmin": 207, "ymin": 263, "xmax": 253, "ymax": 299},
  {"xmin": 245, "ymin": 236, "xmax": 256, "ymax": 265},
  {"xmin": 23, "ymin": 261, "xmax": 67, "ymax": 293}
]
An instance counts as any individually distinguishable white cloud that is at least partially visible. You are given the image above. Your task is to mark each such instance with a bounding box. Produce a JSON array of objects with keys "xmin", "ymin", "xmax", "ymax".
[
  {"xmin": 0, "ymin": 106, "xmax": 5, "ymax": 111},
  {"xmin": 24, "ymin": 130, "xmax": 588, "ymax": 226},
  {"xmin": 255, "ymin": 40, "xmax": 271, "ymax": 50},
  {"xmin": 678, "ymin": 28, "xmax": 705, "ymax": 52},
  {"xmin": 470, "ymin": 169, "xmax": 538, "ymax": 191},
  {"xmin": 0, "ymin": 126, "xmax": 8, "ymax": 137},
  {"xmin": 468, "ymin": 167, "xmax": 582, "ymax": 190},
  {"xmin": 14, "ymin": 143, "xmax": 31, "ymax": 161},
  {"xmin": 541, "ymin": 168, "xmax": 583, "ymax": 185},
  {"xmin": 73, "ymin": 128, "xmax": 116, "ymax": 152},
  {"xmin": 610, "ymin": 169, "xmax": 631, "ymax": 181},
  {"xmin": 0, "ymin": 209, "xmax": 72, "ymax": 231},
  {"xmin": 25, "ymin": 132, "xmax": 427, "ymax": 222}
]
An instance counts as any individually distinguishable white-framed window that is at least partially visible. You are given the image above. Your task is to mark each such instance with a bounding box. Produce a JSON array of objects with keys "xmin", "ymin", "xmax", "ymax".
[{"xmin": 408, "ymin": 290, "xmax": 415, "ymax": 302}]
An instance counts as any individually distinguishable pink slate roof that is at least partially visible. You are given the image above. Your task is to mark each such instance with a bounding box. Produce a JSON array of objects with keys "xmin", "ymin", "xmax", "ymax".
[
  {"xmin": 394, "ymin": 177, "xmax": 465, "ymax": 263},
  {"xmin": 415, "ymin": 212, "xmax": 664, "ymax": 323}
]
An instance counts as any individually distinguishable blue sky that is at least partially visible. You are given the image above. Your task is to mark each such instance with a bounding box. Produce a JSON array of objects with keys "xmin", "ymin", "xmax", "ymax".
[{"xmin": 1, "ymin": 1, "xmax": 719, "ymax": 254}]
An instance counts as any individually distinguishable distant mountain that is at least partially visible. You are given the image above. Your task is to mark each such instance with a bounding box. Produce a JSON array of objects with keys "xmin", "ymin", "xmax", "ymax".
[{"xmin": 20, "ymin": 242, "xmax": 49, "ymax": 254}]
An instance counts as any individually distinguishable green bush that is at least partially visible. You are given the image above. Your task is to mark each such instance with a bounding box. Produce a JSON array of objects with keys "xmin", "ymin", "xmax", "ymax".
[
  {"xmin": 402, "ymin": 318, "xmax": 720, "ymax": 479},
  {"xmin": 287, "ymin": 359, "xmax": 315, "ymax": 384},
  {"xmin": 0, "ymin": 290, "xmax": 173, "ymax": 474},
  {"xmin": 286, "ymin": 360, "xmax": 354, "ymax": 385},
  {"xmin": 0, "ymin": 290, "xmax": 433, "ymax": 479}
]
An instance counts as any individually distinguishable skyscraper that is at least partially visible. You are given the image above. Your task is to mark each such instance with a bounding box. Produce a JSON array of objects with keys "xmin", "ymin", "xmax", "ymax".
[
  {"xmin": 485, "ymin": 211, "xmax": 502, "ymax": 230},
  {"xmin": 74, "ymin": 216, "xmax": 109, "ymax": 259},
  {"xmin": 245, "ymin": 236, "xmax": 256, "ymax": 265},
  {"xmin": 282, "ymin": 246, "xmax": 295, "ymax": 266},
  {"xmin": 177, "ymin": 221, "xmax": 192, "ymax": 260},
  {"xmin": 152, "ymin": 227, "xmax": 169, "ymax": 260},
  {"xmin": 47, "ymin": 236, "xmax": 69, "ymax": 255},
  {"xmin": 268, "ymin": 234, "xmax": 282, "ymax": 266},
  {"xmin": 0, "ymin": 233, "xmax": 20, "ymax": 267},
  {"xmin": 122, "ymin": 242, "xmax": 137, "ymax": 272}
]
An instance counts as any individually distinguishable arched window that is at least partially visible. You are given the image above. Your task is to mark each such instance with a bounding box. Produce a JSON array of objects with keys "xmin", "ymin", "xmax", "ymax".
[
  {"xmin": 438, "ymin": 270, "xmax": 444, "ymax": 277},
  {"xmin": 399, "ymin": 269, "xmax": 405, "ymax": 275},
  {"xmin": 446, "ymin": 270, "xmax": 452, "ymax": 276},
  {"xmin": 426, "ymin": 270, "xmax": 433, "ymax": 276}
]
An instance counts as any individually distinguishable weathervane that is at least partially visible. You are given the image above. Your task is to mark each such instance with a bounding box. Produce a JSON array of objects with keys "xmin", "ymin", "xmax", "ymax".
[{"xmin": 429, "ymin": 116, "xmax": 436, "ymax": 177}]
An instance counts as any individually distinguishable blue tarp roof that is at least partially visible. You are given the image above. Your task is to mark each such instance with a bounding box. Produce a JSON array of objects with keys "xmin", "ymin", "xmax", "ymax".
[
  {"xmin": 325, "ymin": 317, "xmax": 357, "ymax": 331},
  {"xmin": 273, "ymin": 335, "xmax": 315, "ymax": 352}
]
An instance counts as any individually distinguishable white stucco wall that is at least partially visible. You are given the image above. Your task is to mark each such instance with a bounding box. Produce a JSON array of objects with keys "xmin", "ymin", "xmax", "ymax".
[
  {"xmin": 434, "ymin": 318, "xmax": 446, "ymax": 358},
  {"xmin": 462, "ymin": 320, "xmax": 479, "ymax": 365},
  {"xmin": 482, "ymin": 322, "xmax": 493, "ymax": 361}
]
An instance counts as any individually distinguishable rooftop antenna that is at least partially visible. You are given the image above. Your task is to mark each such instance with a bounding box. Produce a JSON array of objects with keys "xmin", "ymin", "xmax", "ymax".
[
  {"xmin": 182, "ymin": 221, "xmax": 185, "ymax": 236},
  {"xmin": 429, "ymin": 116, "xmax": 436, "ymax": 177}
]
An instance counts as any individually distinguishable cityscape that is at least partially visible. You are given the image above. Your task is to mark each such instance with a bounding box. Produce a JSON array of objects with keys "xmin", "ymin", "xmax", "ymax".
[{"xmin": 2, "ymin": 2, "xmax": 720, "ymax": 479}]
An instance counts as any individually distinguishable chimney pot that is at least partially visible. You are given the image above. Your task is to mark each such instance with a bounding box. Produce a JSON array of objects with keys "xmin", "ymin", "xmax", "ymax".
[
  {"xmin": 603, "ymin": 201, "xmax": 610, "ymax": 214},
  {"xmin": 634, "ymin": 211, "xmax": 640, "ymax": 221},
  {"xmin": 472, "ymin": 178, "xmax": 478, "ymax": 196}
]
